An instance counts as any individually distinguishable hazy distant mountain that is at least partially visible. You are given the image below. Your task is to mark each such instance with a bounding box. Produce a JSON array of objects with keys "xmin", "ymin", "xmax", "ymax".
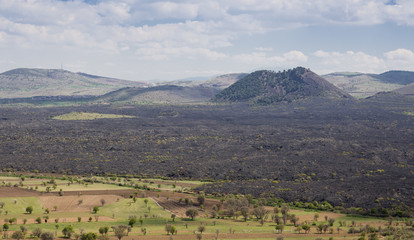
[
  {"xmin": 95, "ymin": 85, "xmax": 220, "ymax": 104},
  {"xmin": 394, "ymin": 82, "xmax": 414, "ymax": 95},
  {"xmin": 214, "ymin": 67, "xmax": 351, "ymax": 104},
  {"xmin": 323, "ymin": 70, "xmax": 414, "ymax": 98},
  {"xmin": 0, "ymin": 68, "xmax": 149, "ymax": 98},
  {"xmin": 158, "ymin": 73, "xmax": 247, "ymax": 89}
]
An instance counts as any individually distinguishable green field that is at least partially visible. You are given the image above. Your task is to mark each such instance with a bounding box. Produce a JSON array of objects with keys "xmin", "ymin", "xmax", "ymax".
[{"xmin": 0, "ymin": 174, "xmax": 412, "ymax": 240}]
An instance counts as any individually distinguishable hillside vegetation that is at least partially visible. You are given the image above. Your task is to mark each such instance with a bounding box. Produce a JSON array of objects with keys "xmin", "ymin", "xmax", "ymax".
[
  {"xmin": 215, "ymin": 67, "xmax": 351, "ymax": 104},
  {"xmin": 95, "ymin": 85, "xmax": 220, "ymax": 104},
  {"xmin": 324, "ymin": 70, "xmax": 414, "ymax": 98},
  {"xmin": 0, "ymin": 68, "xmax": 149, "ymax": 98}
]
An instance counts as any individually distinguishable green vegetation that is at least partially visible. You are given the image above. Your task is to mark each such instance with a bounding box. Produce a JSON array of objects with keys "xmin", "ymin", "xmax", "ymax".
[
  {"xmin": 0, "ymin": 173, "xmax": 412, "ymax": 240},
  {"xmin": 52, "ymin": 112, "xmax": 135, "ymax": 121}
]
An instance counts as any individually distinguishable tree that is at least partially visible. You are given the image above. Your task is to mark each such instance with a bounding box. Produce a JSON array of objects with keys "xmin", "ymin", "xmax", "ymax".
[
  {"xmin": 11, "ymin": 230, "xmax": 25, "ymax": 240},
  {"xmin": 275, "ymin": 224, "xmax": 284, "ymax": 233},
  {"xmin": 98, "ymin": 226, "xmax": 109, "ymax": 235},
  {"xmin": 289, "ymin": 214, "xmax": 300, "ymax": 227},
  {"xmin": 26, "ymin": 206, "xmax": 33, "ymax": 214},
  {"xmin": 197, "ymin": 195, "xmax": 205, "ymax": 205},
  {"xmin": 128, "ymin": 217, "xmax": 137, "ymax": 227},
  {"xmin": 62, "ymin": 225, "xmax": 75, "ymax": 238},
  {"xmin": 302, "ymin": 224, "xmax": 311, "ymax": 234},
  {"xmin": 171, "ymin": 214, "xmax": 176, "ymax": 222},
  {"xmin": 252, "ymin": 206, "xmax": 269, "ymax": 222},
  {"xmin": 241, "ymin": 206, "xmax": 249, "ymax": 221},
  {"xmin": 100, "ymin": 199, "xmax": 106, "ymax": 206},
  {"xmin": 112, "ymin": 225, "xmax": 128, "ymax": 240},
  {"xmin": 80, "ymin": 232, "xmax": 97, "ymax": 240},
  {"xmin": 144, "ymin": 199, "xmax": 149, "ymax": 206},
  {"xmin": 165, "ymin": 224, "xmax": 173, "ymax": 235},
  {"xmin": 185, "ymin": 208, "xmax": 199, "ymax": 220},
  {"xmin": 40, "ymin": 232, "xmax": 55, "ymax": 240},
  {"xmin": 198, "ymin": 225, "xmax": 206, "ymax": 234},
  {"xmin": 92, "ymin": 206, "xmax": 99, "ymax": 214},
  {"xmin": 35, "ymin": 217, "xmax": 42, "ymax": 224},
  {"xmin": 20, "ymin": 225, "xmax": 28, "ymax": 235},
  {"xmin": 314, "ymin": 213, "xmax": 319, "ymax": 221},
  {"xmin": 32, "ymin": 228, "xmax": 42, "ymax": 238}
]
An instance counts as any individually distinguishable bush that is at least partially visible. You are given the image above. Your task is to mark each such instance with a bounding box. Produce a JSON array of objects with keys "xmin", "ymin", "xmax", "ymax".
[
  {"xmin": 40, "ymin": 232, "xmax": 55, "ymax": 240},
  {"xmin": 80, "ymin": 232, "xmax": 97, "ymax": 240}
]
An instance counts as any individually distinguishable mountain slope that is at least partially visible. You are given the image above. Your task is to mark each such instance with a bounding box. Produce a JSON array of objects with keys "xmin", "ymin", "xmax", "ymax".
[
  {"xmin": 323, "ymin": 70, "xmax": 414, "ymax": 98},
  {"xmin": 0, "ymin": 68, "xmax": 149, "ymax": 98},
  {"xmin": 214, "ymin": 67, "xmax": 351, "ymax": 104},
  {"xmin": 393, "ymin": 82, "xmax": 414, "ymax": 95},
  {"xmin": 377, "ymin": 70, "xmax": 414, "ymax": 85},
  {"xmin": 157, "ymin": 73, "xmax": 247, "ymax": 89},
  {"xmin": 95, "ymin": 85, "xmax": 220, "ymax": 104}
]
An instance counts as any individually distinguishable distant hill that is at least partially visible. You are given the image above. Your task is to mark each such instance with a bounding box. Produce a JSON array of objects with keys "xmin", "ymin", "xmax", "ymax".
[
  {"xmin": 323, "ymin": 70, "xmax": 414, "ymax": 98},
  {"xmin": 394, "ymin": 82, "xmax": 414, "ymax": 95},
  {"xmin": 214, "ymin": 67, "xmax": 351, "ymax": 104},
  {"xmin": 95, "ymin": 85, "xmax": 220, "ymax": 104},
  {"xmin": 158, "ymin": 73, "xmax": 247, "ymax": 89},
  {"xmin": 377, "ymin": 70, "xmax": 414, "ymax": 85},
  {"xmin": 199, "ymin": 73, "xmax": 248, "ymax": 89},
  {"xmin": 0, "ymin": 68, "xmax": 149, "ymax": 98}
]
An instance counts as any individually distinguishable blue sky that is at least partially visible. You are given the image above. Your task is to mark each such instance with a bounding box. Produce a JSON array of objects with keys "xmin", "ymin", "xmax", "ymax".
[{"xmin": 0, "ymin": 0, "xmax": 413, "ymax": 82}]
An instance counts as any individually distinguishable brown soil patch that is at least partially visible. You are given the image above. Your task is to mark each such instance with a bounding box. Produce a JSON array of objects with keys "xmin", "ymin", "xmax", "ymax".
[
  {"xmin": 15, "ymin": 216, "xmax": 114, "ymax": 225},
  {"xmin": 0, "ymin": 187, "xmax": 41, "ymax": 197},
  {"xmin": 39, "ymin": 195, "xmax": 121, "ymax": 212},
  {"xmin": 289, "ymin": 209, "xmax": 346, "ymax": 223}
]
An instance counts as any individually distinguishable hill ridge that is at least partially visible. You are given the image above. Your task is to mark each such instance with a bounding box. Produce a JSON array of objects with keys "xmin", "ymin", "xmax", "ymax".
[
  {"xmin": 214, "ymin": 67, "xmax": 351, "ymax": 104},
  {"xmin": 0, "ymin": 68, "xmax": 149, "ymax": 99}
]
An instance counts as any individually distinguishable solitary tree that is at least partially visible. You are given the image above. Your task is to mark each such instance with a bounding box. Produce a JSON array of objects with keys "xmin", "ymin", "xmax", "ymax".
[
  {"xmin": 40, "ymin": 232, "xmax": 55, "ymax": 240},
  {"xmin": 128, "ymin": 217, "xmax": 137, "ymax": 227},
  {"xmin": 198, "ymin": 225, "xmax": 206, "ymax": 234},
  {"xmin": 112, "ymin": 225, "xmax": 128, "ymax": 240},
  {"xmin": 62, "ymin": 225, "xmax": 74, "ymax": 238},
  {"xmin": 92, "ymin": 206, "xmax": 99, "ymax": 214},
  {"xmin": 98, "ymin": 226, "xmax": 109, "ymax": 235},
  {"xmin": 185, "ymin": 208, "xmax": 199, "ymax": 220},
  {"xmin": 26, "ymin": 206, "xmax": 33, "ymax": 214}
]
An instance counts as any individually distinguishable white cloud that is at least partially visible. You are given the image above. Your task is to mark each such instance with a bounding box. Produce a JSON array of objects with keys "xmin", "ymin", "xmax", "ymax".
[
  {"xmin": 0, "ymin": 0, "xmax": 413, "ymax": 80},
  {"xmin": 233, "ymin": 50, "xmax": 308, "ymax": 70},
  {"xmin": 311, "ymin": 49, "xmax": 414, "ymax": 74},
  {"xmin": 312, "ymin": 50, "xmax": 386, "ymax": 73},
  {"xmin": 135, "ymin": 46, "xmax": 227, "ymax": 61},
  {"xmin": 384, "ymin": 48, "xmax": 414, "ymax": 70}
]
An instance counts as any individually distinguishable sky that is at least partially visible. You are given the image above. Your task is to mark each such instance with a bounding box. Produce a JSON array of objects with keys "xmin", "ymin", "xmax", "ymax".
[{"xmin": 0, "ymin": 0, "xmax": 414, "ymax": 82}]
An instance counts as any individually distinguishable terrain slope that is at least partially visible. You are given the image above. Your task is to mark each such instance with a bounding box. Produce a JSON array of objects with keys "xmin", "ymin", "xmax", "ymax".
[
  {"xmin": 95, "ymin": 85, "xmax": 220, "ymax": 104},
  {"xmin": 323, "ymin": 70, "xmax": 414, "ymax": 98},
  {"xmin": 0, "ymin": 68, "xmax": 149, "ymax": 98},
  {"xmin": 394, "ymin": 82, "xmax": 414, "ymax": 95},
  {"xmin": 214, "ymin": 67, "xmax": 351, "ymax": 104}
]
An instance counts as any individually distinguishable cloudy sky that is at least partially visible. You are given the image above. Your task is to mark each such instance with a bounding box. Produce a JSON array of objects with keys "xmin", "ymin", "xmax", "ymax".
[{"xmin": 0, "ymin": 0, "xmax": 413, "ymax": 82}]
